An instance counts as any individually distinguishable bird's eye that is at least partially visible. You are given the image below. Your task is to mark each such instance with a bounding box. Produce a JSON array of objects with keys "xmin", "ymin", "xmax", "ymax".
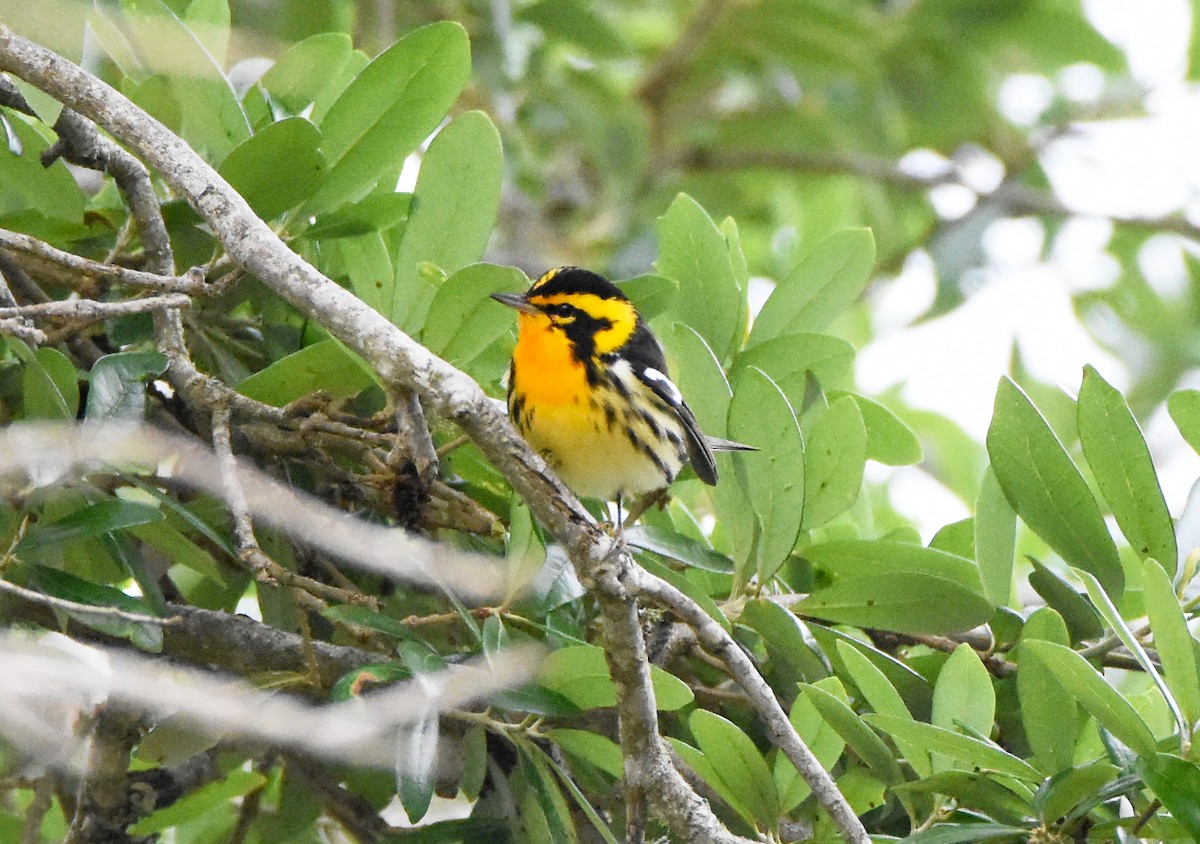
[{"xmin": 546, "ymin": 304, "xmax": 574, "ymax": 318}]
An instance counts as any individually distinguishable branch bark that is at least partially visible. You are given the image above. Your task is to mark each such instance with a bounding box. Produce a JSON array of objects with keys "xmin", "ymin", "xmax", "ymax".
[{"xmin": 0, "ymin": 30, "xmax": 864, "ymax": 842}]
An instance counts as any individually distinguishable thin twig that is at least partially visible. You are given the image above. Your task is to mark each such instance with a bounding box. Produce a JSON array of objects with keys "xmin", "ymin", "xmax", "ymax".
[
  {"xmin": 0, "ymin": 229, "xmax": 204, "ymax": 294},
  {"xmin": 0, "ymin": 578, "xmax": 179, "ymax": 625},
  {"xmin": 0, "ymin": 316, "xmax": 47, "ymax": 344},
  {"xmin": 636, "ymin": 568, "xmax": 871, "ymax": 843},
  {"xmin": 20, "ymin": 774, "xmax": 55, "ymax": 844},
  {"xmin": 0, "ymin": 293, "xmax": 191, "ymax": 321}
]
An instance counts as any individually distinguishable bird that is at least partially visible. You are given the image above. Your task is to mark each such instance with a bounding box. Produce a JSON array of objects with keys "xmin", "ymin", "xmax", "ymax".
[{"xmin": 491, "ymin": 266, "xmax": 754, "ymax": 509}]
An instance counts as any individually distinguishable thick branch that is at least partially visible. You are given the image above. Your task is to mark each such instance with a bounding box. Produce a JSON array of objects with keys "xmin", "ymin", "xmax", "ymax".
[{"xmin": 65, "ymin": 705, "xmax": 141, "ymax": 844}]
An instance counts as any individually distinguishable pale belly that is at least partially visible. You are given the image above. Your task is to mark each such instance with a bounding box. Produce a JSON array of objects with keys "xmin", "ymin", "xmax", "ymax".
[{"xmin": 522, "ymin": 399, "xmax": 685, "ymax": 501}]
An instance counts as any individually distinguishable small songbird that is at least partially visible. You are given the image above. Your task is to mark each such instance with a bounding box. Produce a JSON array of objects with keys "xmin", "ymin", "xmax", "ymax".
[{"xmin": 492, "ymin": 266, "xmax": 754, "ymax": 504}]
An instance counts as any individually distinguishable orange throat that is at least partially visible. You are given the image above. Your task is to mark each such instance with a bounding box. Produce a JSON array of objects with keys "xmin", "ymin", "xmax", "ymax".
[{"xmin": 511, "ymin": 312, "xmax": 588, "ymax": 407}]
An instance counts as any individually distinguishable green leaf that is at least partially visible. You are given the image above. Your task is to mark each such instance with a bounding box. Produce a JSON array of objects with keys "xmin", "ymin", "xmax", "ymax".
[
  {"xmin": 975, "ymin": 467, "xmax": 1016, "ymax": 607},
  {"xmin": 1168, "ymin": 389, "xmax": 1200, "ymax": 456},
  {"xmin": 625, "ymin": 525, "xmax": 734, "ymax": 573},
  {"xmin": 1077, "ymin": 366, "xmax": 1176, "ymax": 570},
  {"xmin": 1020, "ymin": 640, "xmax": 1157, "ymax": 757},
  {"xmin": 834, "ymin": 639, "xmax": 930, "ymax": 776},
  {"xmin": 237, "ymin": 339, "xmax": 376, "ymax": 407},
  {"xmin": 260, "ymin": 32, "xmax": 355, "ymax": 114},
  {"xmin": 1074, "ymin": 567, "xmax": 1189, "ymax": 741},
  {"xmin": 730, "ymin": 333, "xmax": 856, "ymax": 409},
  {"xmin": 774, "ymin": 677, "xmax": 847, "ymax": 811},
  {"xmin": 310, "ymin": 21, "xmax": 471, "ymax": 211},
  {"xmin": 864, "ymin": 714, "xmax": 1041, "ymax": 782},
  {"xmin": 85, "ymin": 351, "xmax": 167, "ymax": 422},
  {"xmin": 615, "ymin": 274, "xmax": 678, "ymax": 321},
  {"xmin": 656, "ymin": 193, "xmax": 745, "ymax": 363},
  {"xmin": 803, "ymin": 540, "xmax": 985, "ymax": 594},
  {"xmin": 21, "ymin": 562, "xmax": 163, "ymax": 651},
  {"xmin": 1035, "ymin": 761, "xmax": 1118, "ymax": 824},
  {"xmin": 546, "ymin": 728, "xmax": 624, "ymax": 779},
  {"xmin": 739, "ymin": 598, "xmax": 827, "ymax": 681},
  {"xmin": 689, "ymin": 709, "xmax": 778, "ymax": 828},
  {"xmin": 813, "ymin": 625, "xmax": 933, "ymax": 719},
  {"xmin": 301, "ymin": 192, "xmax": 411, "ymax": 240},
  {"xmin": 390, "ymin": 111, "xmax": 504, "ymax": 331},
  {"xmin": 1016, "ymin": 607, "xmax": 1079, "ymax": 773},
  {"xmin": 668, "ymin": 738, "xmax": 757, "ymax": 829},
  {"xmin": 461, "ymin": 725, "xmax": 488, "ymax": 801},
  {"xmin": 1141, "ymin": 557, "xmax": 1200, "ymax": 727},
  {"xmin": 20, "ymin": 345, "xmax": 78, "ymax": 420},
  {"xmin": 986, "ymin": 377, "xmax": 1123, "ymax": 598},
  {"xmin": 931, "ymin": 644, "xmax": 996, "ymax": 773},
  {"xmin": 130, "ymin": 769, "xmax": 268, "ymax": 834},
  {"xmin": 900, "ymin": 824, "xmax": 1031, "ymax": 844},
  {"xmin": 895, "ymin": 771, "xmax": 1034, "ymax": 826},
  {"xmin": 748, "ymin": 228, "xmax": 875, "ymax": 345},
  {"xmin": 801, "ymin": 572, "xmax": 993, "ymax": 635},
  {"xmin": 422, "ymin": 264, "xmax": 526, "ymax": 376},
  {"xmin": 219, "ymin": 117, "xmax": 326, "ymax": 219},
  {"xmin": 1026, "ymin": 558, "xmax": 1104, "ymax": 643},
  {"xmin": 537, "ymin": 644, "xmax": 693, "ymax": 711},
  {"xmin": 0, "ymin": 116, "xmax": 85, "ymax": 224},
  {"xmin": 831, "ymin": 391, "xmax": 922, "ymax": 466},
  {"xmin": 1136, "ymin": 753, "xmax": 1200, "ymax": 840},
  {"xmin": 727, "ymin": 366, "xmax": 804, "ymax": 581},
  {"xmin": 800, "ymin": 681, "xmax": 904, "ymax": 785},
  {"xmin": 19, "ymin": 499, "xmax": 164, "ymax": 550},
  {"xmin": 801, "ymin": 395, "xmax": 866, "ymax": 529},
  {"xmin": 128, "ymin": 520, "xmax": 225, "ymax": 585},
  {"xmin": 517, "ymin": 0, "xmax": 629, "ymax": 57}
]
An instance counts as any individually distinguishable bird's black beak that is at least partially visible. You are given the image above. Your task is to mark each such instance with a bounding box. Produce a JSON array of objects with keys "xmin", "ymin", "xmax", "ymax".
[{"xmin": 491, "ymin": 291, "xmax": 539, "ymax": 313}]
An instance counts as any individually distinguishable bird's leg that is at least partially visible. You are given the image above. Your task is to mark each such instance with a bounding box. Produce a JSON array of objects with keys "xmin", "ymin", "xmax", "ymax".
[{"xmin": 622, "ymin": 488, "xmax": 669, "ymax": 529}]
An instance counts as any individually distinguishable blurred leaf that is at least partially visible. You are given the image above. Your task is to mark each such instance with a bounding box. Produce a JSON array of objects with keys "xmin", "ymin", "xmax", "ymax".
[
  {"xmin": 1136, "ymin": 753, "xmax": 1200, "ymax": 840},
  {"xmin": 422, "ymin": 263, "xmax": 526, "ymax": 376},
  {"xmin": 237, "ymin": 339, "xmax": 376, "ymax": 406},
  {"xmin": 656, "ymin": 193, "xmax": 745, "ymax": 363},
  {"xmin": 1077, "ymin": 366, "xmax": 1176, "ymax": 571},
  {"xmin": 728, "ymin": 366, "xmax": 804, "ymax": 582},
  {"xmin": 1141, "ymin": 557, "xmax": 1200, "ymax": 726},
  {"xmin": 864, "ymin": 714, "xmax": 1040, "ymax": 782},
  {"xmin": 0, "ymin": 117, "xmax": 85, "ymax": 225},
  {"xmin": 748, "ymin": 228, "xmax": 875, "ymax": 345},
  {"xmin": 638, "ymin": 556, "xmax": 731, "ymax": 634},
  {"xmin": 461, "ymin": 725, "xmax": 488, "ymax": 800},
  {"xmin": 310, "ymin": 21, "xmax": 470, "ymax": 211},
  {"xmin": 1168, "ymin": 389, "xmax": 1200, "ymax": 456},
  {"xmin": 390, "ymin": 111, "xmax": 504, "ymax": 331},
  {"xmin": 219, "ymin": 117, "xmax": 326, "ymax": 219},
  {"xmin": 19, "ymin": 345, "xmax": 78, "ymax": 420},
  {"xmin": 517, "ymin": 0, "xmax": 628, "ymax": 56},
  {"xmin": 85, "ymin": 351, "xmax": 167, "ymax": 422},
  {"xmin": 537, "ymin": 644, "xmax": 693, "ymax": 711},
  {"xmin": 1016, "ymin": 607, "xmax": 1078, "ymax": 773},
  {"xmin": 397, "ymin": 709, "xmax": 439, "ymax": 822},
  {"xmin": 1021, "ymin": 640, "xmax": 1157, "ymax": 756},
  {"xmin": 130, "ymin": 768, "xmax": 267, "ymax": 834},
  {"xmin": 831, "ymin": 391, "xmax": 922, "ymax": 466},
  {"xmin": 975, "ymin": 467, "xmax": 1016, "ymax": 607},
  {"xmin": 689, "ymin": 709, "xmax": 778, "ymax": 828},
  {"xmin": 900, "ymin": 824, "xmax": 1032, "ymax": 844},
  {"xmin": 128, "ymin": 520, "xmax": 225, "ymax": 585},
  {"xmin": 801, "ymin": 395, "xmax": 866, "ymax": 529},
  {"xmin": 986, "ymin": 377, "xmax": 1123, "ymax": 598}
]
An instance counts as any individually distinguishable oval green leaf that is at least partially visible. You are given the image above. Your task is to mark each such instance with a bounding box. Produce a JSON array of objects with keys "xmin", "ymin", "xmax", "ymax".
[
  {"xmin": 1141, "ymin": 557, "xmax": 1200, "ymax": 726},
  {"xmin": 975, "ymin": 467, "xmax": 1016, "ymax": 607},
  {"xmin": 986, "ymin": 377, "xmax": 1123, "ymax": 598},
  {"xmin": 800, "ymin": 395, "xmax": 866, "ymax": 529},
  {"xmin": 864, "ymin": 714, "xmax": 1041, "ymax": 782},
  {"xmin": 537, "ymin": 644, "xmax": 693, "ymax": 711},
  {"xmin": 799, "ymin": 572, "xmax": 993, "ymax": 635},
  {"xmin": 690, "ymin": 709, "xmax": 778, "ymax": 828},
  {"xmin": 219, "ymin": 117, "xmax": 326, "ymax": 219},
  {"xmin": 1077, "ymin": 366, "xmax": 1176, "ymax": 571}
]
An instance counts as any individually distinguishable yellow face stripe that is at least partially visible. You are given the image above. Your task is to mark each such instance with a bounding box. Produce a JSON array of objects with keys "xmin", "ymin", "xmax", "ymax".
[
  {"xmin": 527, "ymin": 292, "xmax": 638, "ymax": 356},
  {"xmin": 529, "ymin": 267, "xmax": 562, "ymax": 292}
]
